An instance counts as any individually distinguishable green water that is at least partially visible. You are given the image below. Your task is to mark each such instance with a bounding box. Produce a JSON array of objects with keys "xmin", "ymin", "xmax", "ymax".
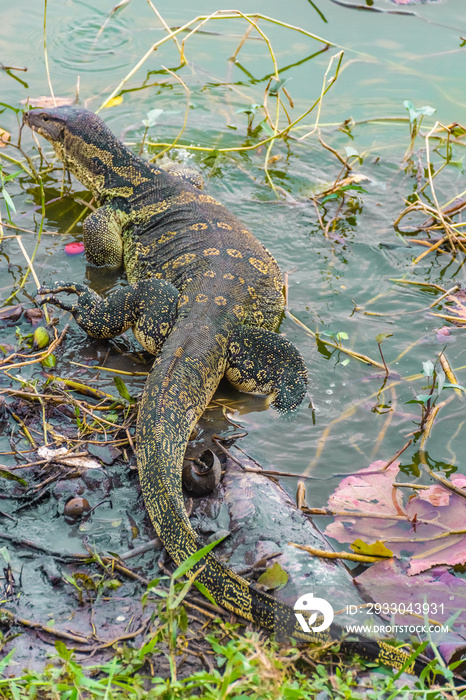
[{"xmin": 1, "ymin": 0, "xmax": 466, "ymax": 665}]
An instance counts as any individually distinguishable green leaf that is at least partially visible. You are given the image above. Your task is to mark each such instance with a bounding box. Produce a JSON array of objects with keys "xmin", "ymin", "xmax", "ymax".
[
  {"xmin": 2, "ymin": 170, "xmax": 22, "ymax": 184},
  {"xmin": 443, "ymin": 382, "xmax": 466, "ymax": 391},
  {"xmin": 257, "ymin": 562, "xmax": 289, "ymax": 591},
  {"xmin": 447, "ymin": 160, "xmax": 464, "ymax": 172},
  {"xmin": 345, "ymin": 146, "xmax": 363, "ymax": 163},
  {"xmin": 422, "ymin": 360, "xmax": 434, "ymax": 378},
  {"xmin": 41, "ymin": 353, "xmax": 56, "ymax": 368},
  {"xmin": 55, "ymin": 640, "xmax": 72, "ymax": 661},
  {"xmin": 258, "ymin": 119, "xmax": 275, "ymax": 138},
  {"xmin": 320, "ymin": 193, "xmax": 339, "ymax": 204},
  {"xmin": 33, "ymin": 326, "xmax": 50, "ymax": 349},
  {"xmin": 0, "ymin": 468, "xmax": 27, "ymax": 486},
  {"xmin": 406, "ymin": 393, "xmax": 432, "ymax": 405},
  {"xmin": 2, "ymin": 187, "xmax": 16, "ymax": 213},
  {"xmin": 103, "ymin": 579, "xmax": 122, "ymax": 590},
  {"xmin": 417, "ymin": 105, "xmax": 436, "ymax": 117},
  {"xmin": 336, "ymin": 331, "xmax": 348, "ymax": 341},
  {"xmin": 193, "ymin": 580, "xmax": 218, "ymax": 606},
  {"xmin": 169, "ymin": 578, "xmax": 192, "ymax": 609},
  {"xmin": 142, "ymin": 108, "xmax": 163, "ymax": 128},
  {"xmin": 113, "ymin": 376, "xmax": 134, "ymax": 403},
  {"xmin": 436, "ymin": 369, "xmax": 446, "ymax": 395},
  {"xmin": 403, "ymin": 100, "xmax": 435, "ymax": 123},
  {"xmin": 0, "ymin": 547, "xmax": 11, "ymax": 564},
  {"xmin": 0, "ymin": 649, "xmax": 16, "ymax": 674},
  {"xmin": 172, "ymin": 534, "xmax": 227, "ymax": 579},
  {"xmin": 268, "ymin": 77, "xmax": 292, "ymax": 96},
  {"xmin": 235, "ymin": 103, "xmax": 260, "ymax": 115},
  {"xmin": 375, "ymin": 332, "xmax": 392, "ymax": 344},
  {"xmin": 341, "ymin": 358, "xmax": 350, "ymax": 366}
]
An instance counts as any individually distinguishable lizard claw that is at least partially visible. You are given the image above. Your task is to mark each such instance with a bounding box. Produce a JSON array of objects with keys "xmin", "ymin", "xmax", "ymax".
[
  {"xmin": 36, "ymin": 294, "xmax": 76, "ymax": 312},
  {"xmin": 36, "ymin": 281, "xmax": 88, "ymax": 297}
]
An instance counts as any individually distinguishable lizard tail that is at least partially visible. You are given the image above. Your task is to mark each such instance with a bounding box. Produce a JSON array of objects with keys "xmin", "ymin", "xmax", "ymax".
[{"xmin": 136, "ymin": 318, "xmax": 444, "ymax": 681}]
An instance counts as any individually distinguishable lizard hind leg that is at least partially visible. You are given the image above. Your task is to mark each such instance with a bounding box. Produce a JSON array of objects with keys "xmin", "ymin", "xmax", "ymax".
[{"xmin": 226, "ymin": 326, "xmax": 308, "ymax": 412}]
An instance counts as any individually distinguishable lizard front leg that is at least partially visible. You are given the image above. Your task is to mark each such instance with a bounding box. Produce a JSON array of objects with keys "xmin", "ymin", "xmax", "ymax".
[
  {"xmin": 37, "ymin": 279, "xmax": 179, "ymax": 355},
  {"xmin": 83, "ymin": 205, "xmax": 126, "ymax": 268}
]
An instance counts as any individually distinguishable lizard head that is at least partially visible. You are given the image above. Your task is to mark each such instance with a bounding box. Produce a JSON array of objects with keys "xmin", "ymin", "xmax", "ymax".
[{"xmin": 23, "ymin": 106, "xmax": 129, "ymax": 197}]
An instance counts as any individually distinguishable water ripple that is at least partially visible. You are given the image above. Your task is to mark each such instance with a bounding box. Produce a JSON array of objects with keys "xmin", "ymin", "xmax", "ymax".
[{"xmin": 51, "ymin": 16, "xmax": 131, "ymax": 74}]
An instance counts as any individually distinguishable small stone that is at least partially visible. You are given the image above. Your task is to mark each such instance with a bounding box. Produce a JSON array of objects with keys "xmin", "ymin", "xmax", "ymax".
[{"xmin": 64, "ymin": 497, "xmax": 91, "ymax": 520}]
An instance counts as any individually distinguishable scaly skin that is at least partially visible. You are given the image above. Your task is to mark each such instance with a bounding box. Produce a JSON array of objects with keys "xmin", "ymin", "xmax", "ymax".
[{"xmin": 24, "ymin": 106, "xmax": 432, "ymax": 677}]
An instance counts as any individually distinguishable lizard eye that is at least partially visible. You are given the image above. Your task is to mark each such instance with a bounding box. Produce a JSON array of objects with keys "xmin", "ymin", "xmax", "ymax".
[{"xmin": 42, "ymin": 115, "xmax": 50, "ymax": 123}]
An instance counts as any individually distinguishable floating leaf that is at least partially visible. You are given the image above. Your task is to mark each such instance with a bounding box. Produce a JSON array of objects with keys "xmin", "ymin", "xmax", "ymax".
[
  {"xmin": 24, "ymin": 307, "xmax": 43, "ymax": 325},
  {"xmin": 103, "ymin": 95, "xmax": 123, "ymax": 108},
  {"xmin": 448, "ymin": 123, "xmax": 466, "ymax": 138},
  {"xmin": 351, "ymin": 539, "xmax": 393, "ymax": 558},
  {"xmin": 0, "ymin": 304, "xmax": 22, "ymax": 321},
  {"xmin": 325, "ymin": 462, "xmax": 466, "ymax": 575},
  {"xmin": 259, "ymin": 119, "xmax": 275, "ymax": 138},
  {"xmin": 356, "ymin": 560, "xmax": 466, "ymax": 663}
]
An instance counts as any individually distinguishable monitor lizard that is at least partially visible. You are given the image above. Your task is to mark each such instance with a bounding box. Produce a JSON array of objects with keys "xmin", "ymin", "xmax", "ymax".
[{"xmin": 23, "ymin": 106, "xmax": 435, "ymax": 678}]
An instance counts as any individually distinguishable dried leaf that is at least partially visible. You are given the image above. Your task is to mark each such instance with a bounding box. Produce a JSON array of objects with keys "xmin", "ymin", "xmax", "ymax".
[
  {"xmin": 436, "ymin": 326, "xmax": 453, "ymax": 343},
  {"xmin": 37, "ymin": 446, "xmax": 101, "ymax": 470},
  {"xmin": 24, "ymin": 307, "xmax": 43, "ymax": 325},
  {"xmin": 103, "ymin": 96, "xmax": 123, "ymax": 109},
  {"xmin": 22, "ymin": 96, "xmax": 75, "ymax": 108},
  {"xmin": 325, "ymin": 462, "xmax": 466, "ymax": 575},
  {"xmin": 0, "ymin": 128, "xmax": 10, "ymax": 148},
  {"xmin": 327, "ymin": 460, "xmax": 404, "ymax": 516},
  {"xmin": 0, "ymin": 304, "xmax": 22, "ymax": 321},
  {"xmin": 442, "ymin": 288, "xmax": 466, "ymax": 325},
  {"xmin": 351, "ymin": 539, "xmax": 393, "ymax": 558}
]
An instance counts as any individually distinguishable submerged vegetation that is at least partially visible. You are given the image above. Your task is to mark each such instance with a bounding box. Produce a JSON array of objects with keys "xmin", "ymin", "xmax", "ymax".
[{"xmin": 1, "ymin": 0, "xmax": 466, "ymax": 698}]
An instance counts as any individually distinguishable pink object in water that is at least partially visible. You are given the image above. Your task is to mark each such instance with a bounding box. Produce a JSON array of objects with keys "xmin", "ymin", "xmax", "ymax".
[{"xmin": 65, "ymin": 242, "xmax": 85, "ymax": 255}]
